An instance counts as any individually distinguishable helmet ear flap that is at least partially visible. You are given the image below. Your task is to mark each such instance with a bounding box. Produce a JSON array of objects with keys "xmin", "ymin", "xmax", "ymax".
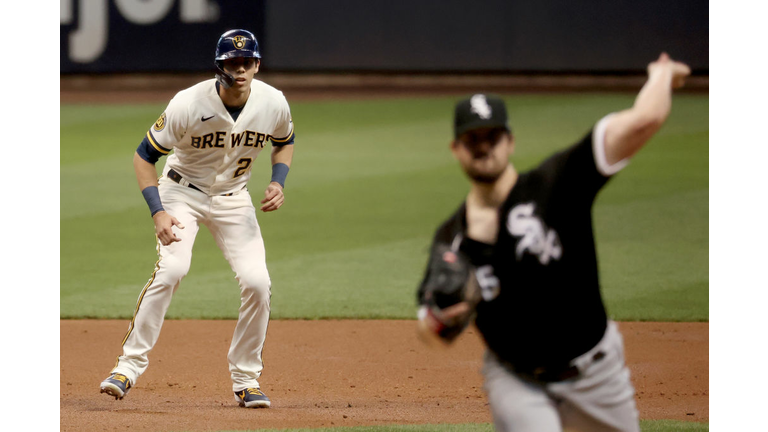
[{"xmin": 215, "ymin": 60, "xmax": 234, "ymax": 89}]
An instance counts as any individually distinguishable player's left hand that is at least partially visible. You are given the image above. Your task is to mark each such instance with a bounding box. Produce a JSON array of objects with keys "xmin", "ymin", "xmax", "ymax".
[{"xmin": 260, "ymin": 182, "xmax": 285, "ymax": 212}]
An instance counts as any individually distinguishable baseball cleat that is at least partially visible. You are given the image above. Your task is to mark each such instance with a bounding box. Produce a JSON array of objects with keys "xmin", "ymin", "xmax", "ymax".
[
  {"xmin": 234, "ymin": 388, "xmax": 271, "ymax": 408},
  {"xmin": 100, "ymin": 373, "xmax": 131, "ymax": 400}
]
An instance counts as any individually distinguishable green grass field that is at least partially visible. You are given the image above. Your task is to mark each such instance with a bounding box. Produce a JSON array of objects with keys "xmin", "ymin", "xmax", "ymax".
[{"xmin": 60, "ymin": 93, "xmax": 708, "ymax": 321}]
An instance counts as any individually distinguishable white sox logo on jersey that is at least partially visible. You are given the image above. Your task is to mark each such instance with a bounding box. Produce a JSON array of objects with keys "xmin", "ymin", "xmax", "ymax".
[{"xmin": 506, "ymin": 203, "xmax": 562, "ymax": 265}]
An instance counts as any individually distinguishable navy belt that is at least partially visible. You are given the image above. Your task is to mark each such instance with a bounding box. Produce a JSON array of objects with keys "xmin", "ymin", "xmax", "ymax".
[{"xmin": 167, "ymin": 169, "xmax": 237, "ymax": 197}]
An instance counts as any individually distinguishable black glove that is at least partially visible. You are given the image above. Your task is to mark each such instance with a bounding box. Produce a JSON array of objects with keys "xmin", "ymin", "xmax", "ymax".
[{"xmin": 418, "ymin": 243, "xmax": 481, "ymax": 342}]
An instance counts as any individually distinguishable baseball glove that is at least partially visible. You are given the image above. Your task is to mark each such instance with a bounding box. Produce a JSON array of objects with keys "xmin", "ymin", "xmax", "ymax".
[{"xmin": 418, "ymin": 243, "xmax": 481, "ymax": 343}]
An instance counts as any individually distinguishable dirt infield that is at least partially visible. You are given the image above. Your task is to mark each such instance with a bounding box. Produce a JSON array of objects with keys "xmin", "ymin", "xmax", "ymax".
[{"xmin": 60, "ymin": 320, "xmax": 708, "ymax": 431}]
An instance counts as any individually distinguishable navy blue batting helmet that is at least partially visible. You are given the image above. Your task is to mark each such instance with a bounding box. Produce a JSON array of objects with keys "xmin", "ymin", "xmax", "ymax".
[{"xmin": 214, "ymin": 29, "xmax": 261, "ymax": 88}]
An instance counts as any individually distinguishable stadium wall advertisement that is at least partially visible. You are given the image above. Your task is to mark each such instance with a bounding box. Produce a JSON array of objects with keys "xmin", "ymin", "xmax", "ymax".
[{"xmin": 61, "ymin": 0, "xmax": 708, "ymax": 74}]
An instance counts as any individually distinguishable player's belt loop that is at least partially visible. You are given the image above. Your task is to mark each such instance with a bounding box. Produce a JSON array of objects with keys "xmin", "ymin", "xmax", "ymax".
[{"xmin": 167, "ymin": 169, "xmax": 204, "ymax": 193}]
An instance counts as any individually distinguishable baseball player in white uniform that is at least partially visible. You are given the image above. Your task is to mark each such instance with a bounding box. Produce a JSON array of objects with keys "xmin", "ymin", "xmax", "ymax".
[{"xmin": 100, "ymin": 29, "xmax": 293, "ymax": 408}]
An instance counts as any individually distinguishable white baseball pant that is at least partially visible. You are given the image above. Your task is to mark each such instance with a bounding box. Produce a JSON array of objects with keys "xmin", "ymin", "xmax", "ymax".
[{"xmin": 112, "ymin": 177, "xmax": 271, "ymax": 392}]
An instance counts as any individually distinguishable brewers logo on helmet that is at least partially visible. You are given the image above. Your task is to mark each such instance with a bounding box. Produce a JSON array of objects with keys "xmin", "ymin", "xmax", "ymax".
[
  {"xmin": 232, "ymin": 35, "xmax": 246, "ymax": 49},
  {"xmin": 214, "ymin": 29, "xmax": 261, "ymax": 88}
]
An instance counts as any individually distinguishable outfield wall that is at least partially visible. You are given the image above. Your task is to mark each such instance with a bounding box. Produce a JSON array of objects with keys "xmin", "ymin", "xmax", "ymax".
[{"xmin": 60, "ymin": 0, "xmax": 708, "ymax": 74}]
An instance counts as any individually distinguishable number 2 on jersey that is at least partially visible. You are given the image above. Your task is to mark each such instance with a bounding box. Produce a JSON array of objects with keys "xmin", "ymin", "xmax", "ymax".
[{"xmin": 234, "ymin": 158, "xmax": 253, "ymax": 178}]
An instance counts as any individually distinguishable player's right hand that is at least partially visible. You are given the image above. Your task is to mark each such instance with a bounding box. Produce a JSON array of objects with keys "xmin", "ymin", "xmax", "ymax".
[
  {"xmin": 152, "ymin": 211, "xmax": 185, "ymax": 246},
  {"xmin": 416, "ymin": 302, "xmax": 473, "ymax": 347},
  {"xmin": 260, "ymin": 182, "xmax": 285, "ymax": 212},
  {"xmin": 647, "ymin": 52, "xmax": 691, "ymax": 89}
]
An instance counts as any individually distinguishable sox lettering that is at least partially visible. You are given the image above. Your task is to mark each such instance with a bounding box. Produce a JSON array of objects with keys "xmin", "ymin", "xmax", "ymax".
[{"xmin": 507, "ymin": 203, "xmax": 562, "ymax": 264}]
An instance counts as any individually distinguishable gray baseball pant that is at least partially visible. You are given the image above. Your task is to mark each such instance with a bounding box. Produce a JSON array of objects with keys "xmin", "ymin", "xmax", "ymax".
[{"xmin": 482, "ymin": 321, "xmax": 640, "ymax": 432}]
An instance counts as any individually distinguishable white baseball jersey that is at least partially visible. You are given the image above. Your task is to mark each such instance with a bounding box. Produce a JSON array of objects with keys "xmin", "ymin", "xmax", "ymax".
[{"xmin": 146, "ymin": 78, "xmax": 294, "ymax": 196}]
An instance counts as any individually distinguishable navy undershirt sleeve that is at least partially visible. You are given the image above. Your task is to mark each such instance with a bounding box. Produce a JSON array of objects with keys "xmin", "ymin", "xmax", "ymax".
[{"xmin": 136, "ymin": 136, "xmax": 165, "ymax": 164}]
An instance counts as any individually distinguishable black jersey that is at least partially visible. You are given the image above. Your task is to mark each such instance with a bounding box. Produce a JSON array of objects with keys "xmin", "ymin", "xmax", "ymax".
[{"xmin": 419, "ymin": 122, "xmax": 620, "ymax": 369}]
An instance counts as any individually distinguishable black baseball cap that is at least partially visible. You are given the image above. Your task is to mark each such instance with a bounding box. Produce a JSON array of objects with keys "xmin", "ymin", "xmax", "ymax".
[{"xmin": 453, "ymin": 94, "xmax": 512, "ymax": 138}]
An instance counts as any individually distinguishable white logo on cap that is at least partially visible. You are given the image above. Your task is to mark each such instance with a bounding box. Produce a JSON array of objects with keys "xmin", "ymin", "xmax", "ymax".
[{"xmin": 470, "ymin": 94, "xmax": 492, "ymax": 120}]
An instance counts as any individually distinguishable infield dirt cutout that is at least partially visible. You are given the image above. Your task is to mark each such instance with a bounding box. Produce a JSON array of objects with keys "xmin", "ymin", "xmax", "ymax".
[{"xmin": 60, "ymin": 320, "xmax": 707, "ymax": 431}]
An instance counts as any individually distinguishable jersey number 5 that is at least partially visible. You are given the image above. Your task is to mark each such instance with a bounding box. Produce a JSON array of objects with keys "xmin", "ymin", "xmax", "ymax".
[
  {"xmin": 476, "ymin": 265, "xmax": 500, "ymax": 301},
  {"xmin": 234, "ymin": 158, "xmax": 253, "ymax": 178}
]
